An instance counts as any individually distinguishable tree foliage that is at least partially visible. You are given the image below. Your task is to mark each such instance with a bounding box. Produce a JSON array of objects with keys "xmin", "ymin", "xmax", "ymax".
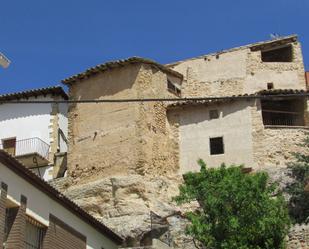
[
  {"xmin": 285, "ymin": 136, "xmax": 309, "ymax": 224},
  {"xmin": 174, "ymin": 160, "xmax": 290, "ymax": 249}
]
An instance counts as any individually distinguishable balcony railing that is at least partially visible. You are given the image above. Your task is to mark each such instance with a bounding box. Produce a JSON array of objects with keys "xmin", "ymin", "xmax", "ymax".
[
  {"xmin": 262, "ymin": 110, "xmax": 304, "ymax": 126},
  {"xmin": 0, "ymin": 137, "xmax": 50, "ymax": 160}
]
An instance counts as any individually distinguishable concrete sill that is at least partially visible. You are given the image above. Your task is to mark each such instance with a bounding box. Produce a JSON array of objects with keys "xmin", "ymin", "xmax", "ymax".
[{"xmin": 264, "ymin": 125, "xmax": 309, "ymax": 130}]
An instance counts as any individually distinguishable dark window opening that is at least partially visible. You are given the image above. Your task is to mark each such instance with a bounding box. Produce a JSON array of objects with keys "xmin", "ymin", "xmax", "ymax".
[
  {"xmin": 261, "ymin": 45, "xmax": 293, "ymax": 62},
  {"xmin": 209, "ymin": 110, "xmax": 219, "ymax": 119},
  {"xmin": 4, "ymin": 207, "xmax": 18, "ymax": 244},
  {"xmin": 167, "ymin": 79, "xmax": 181, "ymax": 96},
  {"xmin": 210, "ymin": 137, "xmax": 224, "ymax": 155},
  {"xmin": 267, "ymin": 83, "xmax": 274, "ymax": 90},
  {"xmin": 261, "ymin": 98, "xmax": 305, "ymax": 126}
]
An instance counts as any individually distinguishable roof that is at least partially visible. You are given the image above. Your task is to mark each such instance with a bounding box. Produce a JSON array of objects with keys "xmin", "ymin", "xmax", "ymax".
[
  {"xmin": 0, "ymin": 150, "xmax": 123, "ymax": 245},
  {"xmin": 167, "ymin": 34, "xmax": 298, "ymax": 67},
  {"xmin": 62, "ymin": 56, "xmax": 183, "ymax": 85},
  {"xmin": 168, "ymin": 89, "xmax": 309, "ymax": 108},
  {"xmin": 0, "ymin": 86, "xmax": 68, "ymax": 102}
]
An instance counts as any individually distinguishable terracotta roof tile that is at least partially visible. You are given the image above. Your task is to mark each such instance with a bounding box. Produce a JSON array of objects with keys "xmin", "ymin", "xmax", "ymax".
[
  {"xmin": 168, "ymin": 89, "xmax": 309, "ymax": 108},
  {"xmin": 0, "ymin": 86, "xmax": 68, "ymax": 101},
  {"xmin": 0, "ymin": 150, "xmax": 123, "ymax": 244},
  {"xmin": 167, "ymin": 34, "xmax": 298, "ymax": 67},
  {"xmin": 62, "ymin": 56, "xmax": 183, "ymax": 85}
]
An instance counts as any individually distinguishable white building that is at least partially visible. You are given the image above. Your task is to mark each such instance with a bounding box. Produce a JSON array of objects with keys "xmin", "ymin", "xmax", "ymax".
[
  {"xmin": 0, "ymin": 150, "xmax": 123, "ymax": 249},
  {"xmin": 0, "ymin": 86, "xmax": 68, "ymax": 181}
]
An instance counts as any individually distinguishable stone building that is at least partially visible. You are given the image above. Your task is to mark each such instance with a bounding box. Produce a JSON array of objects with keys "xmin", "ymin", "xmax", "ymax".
[
  {"xmin": 63, "ymin": 35, "xmax": 308, "ymax": 179},
  {"xmin": 57, "ymin": 35, "xmax": 309, "ymax": 248},
  {"xmin": 62, "ymin": 57, "xmax": 183, "ymax": 180},
  {"xmin": 166, "ymin": 34, "xmax": 308, "ymax": 172}
]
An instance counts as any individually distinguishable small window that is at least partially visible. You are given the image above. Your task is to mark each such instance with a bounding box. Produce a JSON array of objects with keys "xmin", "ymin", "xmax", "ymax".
[
  {"xmin": 267, "ymin": 83, "xmax": 274, "ymax": 90},
  {"xmin": 209, "ymin": 110, "xmax": 219, "ymax": 119},
  {"xmin": 1, "ymin": 137, "xmax": 16, "ymax": 156},
  {"xmin": 4, "ymin": 208, "xmax": 18, "ymax": 243},
  {"xmin": 210, "ymin": 137, "xmax": 224, "ymax": 155},
  {"xmin": 167, "ymin": 79, "xmax": 181, "ymax": 96},
  {"xmin": 261, "ymin": 45, "xmax": 293, "ymax": 62}
]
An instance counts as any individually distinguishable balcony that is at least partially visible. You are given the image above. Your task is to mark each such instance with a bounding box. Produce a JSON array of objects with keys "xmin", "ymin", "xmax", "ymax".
[
  {"xmin": 0, "ymin": 137, "xmax": 50, "ymax": 168},
  {"xmin": 261, "ymin": 98, "xmax": 306, "ymax": 128}
]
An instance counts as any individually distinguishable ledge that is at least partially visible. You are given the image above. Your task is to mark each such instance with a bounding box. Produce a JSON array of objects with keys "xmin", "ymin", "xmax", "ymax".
[{"xmin": 264, "ymin": 125, "xmax": 309, "ymax": 130}]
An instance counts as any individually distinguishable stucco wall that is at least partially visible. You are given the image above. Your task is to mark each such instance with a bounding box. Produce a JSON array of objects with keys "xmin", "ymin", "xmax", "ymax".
[
  {"xmin": 170, "ymin": 41, "xmax": 306, "ymax": 97},
  {"xmin": 168, "ymin": 100, "xmax": 256, "ymax": 173},
  {"xmin": 58, "ymin": 102, "xmax": 68, "ymax": 152},
  {"xmin": 0, "ymin": 96, "xmax": 52, "ymax": 146},
  {"xmin": 67, "ymin": 64, "xmax": 181, "ymax": 181},
  {"xmin": 0, "ymin": 162, "xmax": 119, "ymax": 249}
]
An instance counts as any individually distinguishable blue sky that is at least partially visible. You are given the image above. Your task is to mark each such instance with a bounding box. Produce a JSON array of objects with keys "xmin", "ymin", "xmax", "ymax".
[{"xmin": 0, "ymin": 0, "xmax": 308, "ymax": 94}]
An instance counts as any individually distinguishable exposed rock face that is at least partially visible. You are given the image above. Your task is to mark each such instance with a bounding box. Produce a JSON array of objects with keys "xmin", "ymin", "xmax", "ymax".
[
  {"xmin": 51, "ymin": 174, "xmax": 196, "ymax": 248},
  {"xmin": 287, "ymin": 224, "xmax": 309, "ymax": 249}
]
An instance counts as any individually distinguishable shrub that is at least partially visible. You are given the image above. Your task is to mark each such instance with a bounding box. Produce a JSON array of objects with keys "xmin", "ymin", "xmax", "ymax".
[{"xmin": 174, "ymin": 160, "xmax": 290, "ymax": 249}]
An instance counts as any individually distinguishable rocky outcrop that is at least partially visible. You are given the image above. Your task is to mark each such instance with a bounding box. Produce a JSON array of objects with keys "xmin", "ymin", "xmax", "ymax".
[
  {"xmin": 51, "ymin": 167, "xmax": 308, "ymax": 248},
  {"xmin": 51, "ymin": 174, "xmax": 196, "ymax": 248},
  {"xmin": 287, "ymin": 224, "xmax": 309, "ymax": 249}
]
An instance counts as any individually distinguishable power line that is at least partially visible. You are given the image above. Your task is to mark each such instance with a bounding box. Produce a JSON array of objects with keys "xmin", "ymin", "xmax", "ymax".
[{"xmin": 0, "ymin": 93, "xmax": 308, "ymax": 104}]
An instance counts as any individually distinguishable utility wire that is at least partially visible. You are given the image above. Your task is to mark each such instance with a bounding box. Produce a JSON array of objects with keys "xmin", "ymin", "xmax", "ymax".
[{"xmin": 0, "ymin": 93, "xmax": 308, "ymax": 104}]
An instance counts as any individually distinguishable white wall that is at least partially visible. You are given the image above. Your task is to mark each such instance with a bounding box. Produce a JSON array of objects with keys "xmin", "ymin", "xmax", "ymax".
[
  {"xmin": 0, "ymin": 162, "xmax": 119, "ymax": 249},
  {"xmin": 176, "ymin": 101, "xmax": 255, "ymax": 173},
  {"xmin": 58, "ymin": 103, "xmax": 68, "ymax": 152},
  {"xmin": 0, "ymin": 96, "xmax": 52, "ymax": 149}
]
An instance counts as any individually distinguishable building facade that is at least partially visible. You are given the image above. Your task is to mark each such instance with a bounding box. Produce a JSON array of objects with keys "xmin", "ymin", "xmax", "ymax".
[
  {"xmin": 0, "ymin": 150, "xmax": 123, "ymax": 249},
  {"xmin": 166, "ymin": 35, "xmax": 308, "ymax": 171},
  {"xmin": 0, "ymin": 86, "xmax": 68, "ymax": 181},
  {"xmin": 63, "ymin": 58, "xmax": 183, "ymax": 179},
  {"xmin": 63, "ymin": 35, "xmax": 309, "ymax": 179}
]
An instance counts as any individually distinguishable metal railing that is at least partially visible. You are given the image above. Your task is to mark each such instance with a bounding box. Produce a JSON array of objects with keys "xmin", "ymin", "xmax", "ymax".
[
  {"xmin": 0, "ymin": 137, "xmax": 50, "ymax": 160},
  {"xmin": 262, "ymin": 110, "xmax": 304, "ymax": 126}
]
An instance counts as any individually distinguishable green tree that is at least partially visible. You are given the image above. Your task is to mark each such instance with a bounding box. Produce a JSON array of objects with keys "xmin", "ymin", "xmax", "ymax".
[
  {"xmin": 285, "ymin": 136, "xmax": 309, "ymax": 224},
  {"xmin": 174, "ymin": 160, "xmax": 290, "ymax": 249}
]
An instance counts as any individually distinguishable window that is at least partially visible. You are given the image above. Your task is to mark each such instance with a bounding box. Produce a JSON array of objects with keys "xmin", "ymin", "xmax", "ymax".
[
  {"xmin": 25, "ymin": 216, "xmax": 45, "ymax": 249},
  {"xmin": 261, "ymin": 45, "xmax": 293, "ymax": 62},
  {"xmin": 1, "ymin": 137, "xmax": 16, "ymax": 156},
  {"xmin": 4, "ymin": 208, "xmax": 18, "ymax": 244},
  {"xmin": 210, "ymin": 137, "xmax": 224, "ymax": 155},
  {"xmin": 209, "ymin": 110, "xmax": 219, "ymax": 119},
  {"xmin": 167, "ymin": 79, "xmax": 181, "ymax": 96},
  {"xmin": 261, "ymin": 98, "xmax": 305, "ymax": 126},
  {"xmin": 267, "ymin": 83, "xmax": 274, "ymax": 90}
]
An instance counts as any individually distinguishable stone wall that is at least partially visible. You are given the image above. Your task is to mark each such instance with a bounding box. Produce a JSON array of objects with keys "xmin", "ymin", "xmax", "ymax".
[
  {"xmin": 287, "ymin": 224, "xmax": 309, "ymax": 249},
  {"xmin": 250, "ymin": 99, "xmax": 309, "ymax": 169},
  {"xmin": 67, "ymin": 63, "xmax": 181, "ymax": 182},
  {"xmin": 169, "ymin": 41, "xmax": 306, "ymax": 97}
]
